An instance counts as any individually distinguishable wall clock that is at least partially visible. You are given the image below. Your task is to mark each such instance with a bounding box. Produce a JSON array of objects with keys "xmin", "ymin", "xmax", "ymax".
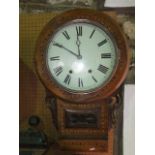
[{"xmin": 35, "ymin": 9, "xmax": 129, "ymax": 155}]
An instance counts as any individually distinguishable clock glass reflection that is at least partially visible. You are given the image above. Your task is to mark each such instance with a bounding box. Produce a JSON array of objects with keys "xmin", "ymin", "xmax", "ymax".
[{"xmin": 47, "ymin": 21, "xmax": 117, "ymax": 92}]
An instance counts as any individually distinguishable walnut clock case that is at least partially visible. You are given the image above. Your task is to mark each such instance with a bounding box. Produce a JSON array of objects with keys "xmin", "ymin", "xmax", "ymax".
[{"xmin": 35, "ymin": 9, "xmax": 129, "ymax": 155}]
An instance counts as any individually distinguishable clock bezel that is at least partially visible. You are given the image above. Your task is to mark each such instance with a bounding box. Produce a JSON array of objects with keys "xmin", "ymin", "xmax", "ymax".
[
  {"xmin": 35, "ymin": 9, "xmax": 130, "ymax": 103},
  {"xmin": 45, "ymin": 20, "xmax": 118, "ymax": 93}
]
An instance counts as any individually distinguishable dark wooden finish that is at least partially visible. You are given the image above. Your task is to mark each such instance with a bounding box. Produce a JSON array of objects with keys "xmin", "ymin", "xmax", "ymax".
[
  {"xmin": 35, "ymin": 9, "xmax": 130, "ymax": 103},
  {"xmin": 58, "ymin": 139, "xmax": 108, "ymax": 152},
  {"xmin": 56, "ymin": 99, "xmax": 108, "ymax": 139},
  {"xmin": 103, "ymin": 7, "xmax": 135, "ymax": 15},
  {"xmin": 45, "ymin": 95, "xmax": 121, "ymax": 153},
  {"xmin": 65, "ymin": 109, "xmax": 100, "ymax": 128},
  {"xmin": 46, "ymin": 129, "xmax": 114, "ymax": 154}
]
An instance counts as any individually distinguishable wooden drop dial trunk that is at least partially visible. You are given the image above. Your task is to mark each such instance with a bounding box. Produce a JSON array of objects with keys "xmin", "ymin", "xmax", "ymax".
[{"xmin": 35, "ymin": 9, "xmax": 130, "ymax": 154}]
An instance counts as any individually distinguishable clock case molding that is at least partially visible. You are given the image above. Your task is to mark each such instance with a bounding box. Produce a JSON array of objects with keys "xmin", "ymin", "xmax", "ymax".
[
  {"xmin": 35, "ymin": 9, "xmax": 130, "ymax": 154},
  {"xmin": 45, "ymin": 90, "xmax": 122, "ymax": 154}
]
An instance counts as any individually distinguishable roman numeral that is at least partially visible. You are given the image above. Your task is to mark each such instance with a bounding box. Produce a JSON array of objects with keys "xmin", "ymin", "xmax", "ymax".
[
  {"xmin": 62, "ymin": 31, "xmax": 70, "ymax": 40},
  {"xmin": 92, "ymin": 76, "xmax": 98, "ymax": 83},
  {"xmin": 50, "ymin": 56, "xmax": 60, "ymax": 61},
  {"xmin": 64, "ymin": 74, "xmax": 71, "ymax": 85},
  {"xmin": 98, "ymin": 64, "xmax": 109, "ymax": 74},
  {"xmin": 76, "ymin": 26, "xmax": 82, "ymax": 36},
  {"xmin": 98, "ymin": 39, "xmax": 107, "ymax": 47},
  {"xmin": 89, "ymin": 29, "xmax": 96, "ymax": 39},
  {"xmin": 101, "ymin": 53, "xmax": 111, "ymax": 59},
  {"xmin": 53, "ymin": 66, "xmax": 63, "ymax": 76},
  {"xmin": 78, "ymin": 78, "xmax": 83, "ymax": 87}
]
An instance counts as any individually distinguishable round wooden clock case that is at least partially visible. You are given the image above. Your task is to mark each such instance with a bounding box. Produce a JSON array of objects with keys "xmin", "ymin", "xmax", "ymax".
[{"xmin": 35, "ymin": 9, "xmax": 129, "ymax": 103}]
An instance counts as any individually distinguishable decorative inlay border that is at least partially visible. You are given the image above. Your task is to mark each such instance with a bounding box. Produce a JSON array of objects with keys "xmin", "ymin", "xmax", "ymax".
[{"xmin": 57, "ymin": 99, "xmax": 108, "ymax": 137}]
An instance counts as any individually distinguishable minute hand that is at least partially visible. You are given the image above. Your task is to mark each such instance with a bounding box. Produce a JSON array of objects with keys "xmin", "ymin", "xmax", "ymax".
[
  {"xmin": 53, "ymin": 42, "xmax": 79, "ymax": 58},
  {"xmin": 76, "ymin": 35, "xmax": 81, "ymax": 57}
]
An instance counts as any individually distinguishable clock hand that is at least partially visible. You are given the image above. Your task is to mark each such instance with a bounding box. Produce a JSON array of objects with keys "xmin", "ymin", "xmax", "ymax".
[
  {"xmin": 76, "ymin": 35, "xmax": 81, "ymax": 55},
  {"xmin": 76, "ymin": 35, "xmax": 82, "ymax": 59},
  {"xmin": 53, "ymin": 42, "xmax": 79, "ymax": 58}
]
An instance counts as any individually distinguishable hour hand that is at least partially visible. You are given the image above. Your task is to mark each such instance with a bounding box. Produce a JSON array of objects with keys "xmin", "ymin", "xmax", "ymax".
[
  {"xmin": 53, "ymin": 41, "xmax": 79, "ymax": 58},
  {"xmin": 53, "ymin": 42, "xmax": 63, "ymax": 48}
]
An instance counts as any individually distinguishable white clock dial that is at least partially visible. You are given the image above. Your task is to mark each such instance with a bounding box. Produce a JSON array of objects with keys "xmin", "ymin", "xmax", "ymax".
[{"xmin": 46, "ymin": 22, "xmax": 118, "ymax": 92}]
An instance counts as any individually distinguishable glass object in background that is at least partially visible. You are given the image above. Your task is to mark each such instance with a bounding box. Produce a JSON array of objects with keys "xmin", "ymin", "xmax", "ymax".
[
  {"xmin": 20, "ymin": 0, "xmax": 97, "ymax": 13},
  {"xmin": 104, "ymin": 0, "xmax": 135, "ymax": 7},
  {"xmin": 47, "ymin": 0, "xmax": 96, "ymax": 7}
]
